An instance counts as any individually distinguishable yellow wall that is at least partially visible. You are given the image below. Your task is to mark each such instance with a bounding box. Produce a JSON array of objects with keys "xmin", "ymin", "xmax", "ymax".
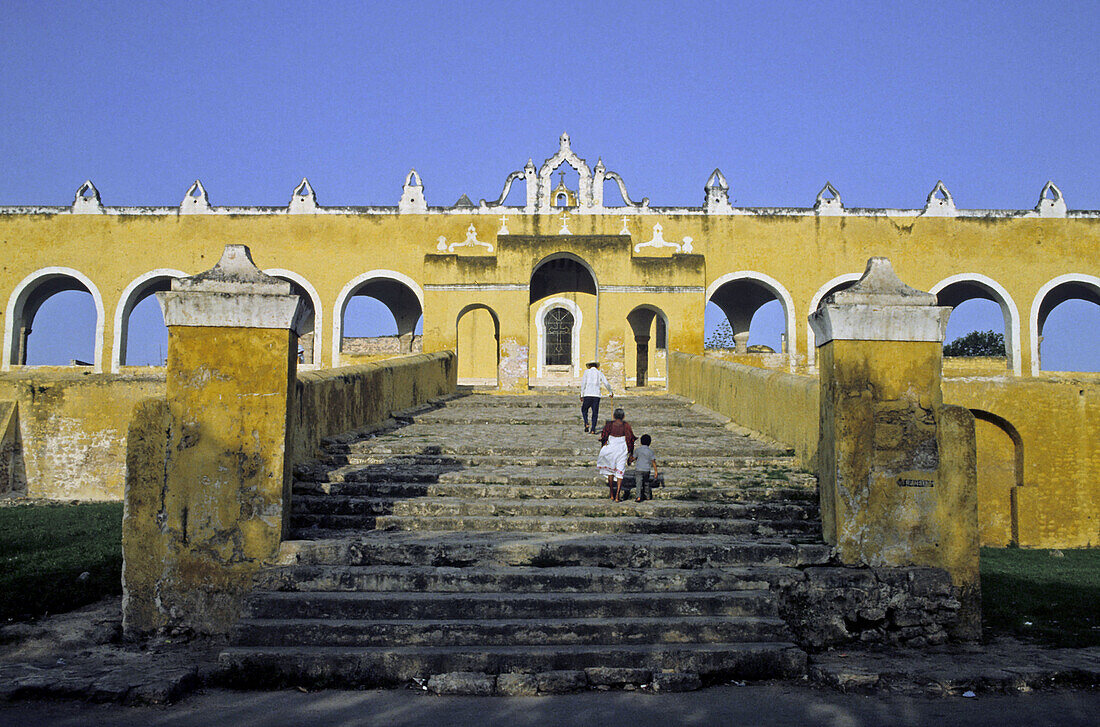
[
  {"xmin": 944, "ymin": 376, "xmax": 1100, "ymax": 548},
  {"xmin": 0, "ymin": 369, "xmax": 165, "ymax": 500},
  {"xmin": 290, "ymin": 352, "xmax": 456, "ymax": 467},
  {"xmin": 667, "ymin": 352, "xmax": 819, "ymax": 470}
]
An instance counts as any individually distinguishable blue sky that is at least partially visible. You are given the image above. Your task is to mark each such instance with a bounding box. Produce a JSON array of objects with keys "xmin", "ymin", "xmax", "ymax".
[{"xmin": 3, "ymin": 1, "xmax": 1098, "ymax": 369}]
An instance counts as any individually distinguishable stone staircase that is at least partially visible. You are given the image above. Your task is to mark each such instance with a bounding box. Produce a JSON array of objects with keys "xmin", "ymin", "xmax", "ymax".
[{"xmin": 219, "ymin": 392, "xmax": 833, "ymax": 688}]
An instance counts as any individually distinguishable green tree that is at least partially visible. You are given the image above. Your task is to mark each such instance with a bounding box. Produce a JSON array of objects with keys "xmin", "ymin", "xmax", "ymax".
[
  {"xmin": 705, "ymin": 318, "xmax": 736, "ymax": 349},
  {"xmin": 943, "ymin": 330, "xmax": 1005, "ymax": 357}
]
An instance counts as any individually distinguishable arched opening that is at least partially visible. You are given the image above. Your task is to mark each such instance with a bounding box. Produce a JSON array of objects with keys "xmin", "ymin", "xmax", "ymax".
[
  {"xmin": 457, "ymin": 304, "xmax": 500, "ymax": 386},
  {"xmin": 333, "ymin": 271, "xmax": 424, "ymax": 366},
  {"xmin": 704, "ymin": 272, "xmax": 796, "ymax": 369},
  {"xmin": 971, "ymin": 409, "xmax": 1025, "ymax": 546},
  {"xmin": 113, "ymin": 269, "xmax": 188, "ymax": 370},
  {"xmin": 530, "ymin": 253, "xmax": 596, "ymax": 384},
  {"xmin": 806, "ymin": 274, "xmax": 861, "ymax": 367},
  {"xmin": 4, "ymin": 268, "xmax": 104, "ymax": 370},
  {"xmin": 932, "ymin": 276, "xmax": 1019, "ymax": 375},
  {"xmin": 265, "ymin": 269, "xmax": 322, "ymax": 368},
  {"xmin": 1032, "ymin": 276, "xmax": 1100, "ymax": 373},
  {"xmin": 627, "ymin": 305, "xmax": 669, "ymax": 387}
]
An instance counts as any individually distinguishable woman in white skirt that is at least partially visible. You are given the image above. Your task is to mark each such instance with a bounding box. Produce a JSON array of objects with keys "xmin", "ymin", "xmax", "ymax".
[{"xmin": 596, "ymin": 408, "xmax": 636, "ymax": 501}]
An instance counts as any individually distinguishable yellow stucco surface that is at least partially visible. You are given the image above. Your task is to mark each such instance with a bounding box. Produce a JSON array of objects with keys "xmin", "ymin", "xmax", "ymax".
[{"xmin": 0, "ymin": 369, "xmax": 165, "ymax": 500}]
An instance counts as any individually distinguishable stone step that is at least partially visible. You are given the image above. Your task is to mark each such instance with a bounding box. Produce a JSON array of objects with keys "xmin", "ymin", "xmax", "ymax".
[
  {"xmin": 323, "ymin": 441, "xmax": 794, "ymax": 458},
  {"xmin": 291, "ymin": 513, "xmax": 819, "ymax": 538},
  {"xmin": 277, "ymin": 532, "xmax": 834, "ymax": 569},
  {"xmin": 230, "ymin": 615, "xmax": 790, "ymax": 648},
  {"xmin": 252, "ymin": 564, "xmax": 801, "ymax": 595},
  {"xmin": 290, "ymin": 495, "xmax": 818, "ymax": 521},
  {"xmin": 295, "ymin": 465, "xmax": 812, "ymax": 488},
  {"xmin": 217, "ymin": 642, "xmax": 808, "ymax": 687},
  {"xmin": 315, "ymin": 453, "xmax": 790, "ymax": 469},
  {"xmin": 291, "ymin": 481, "xmax": 819, "ymax": 503}
]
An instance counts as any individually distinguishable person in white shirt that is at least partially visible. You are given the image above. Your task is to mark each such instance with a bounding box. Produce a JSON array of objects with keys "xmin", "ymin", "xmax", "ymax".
[{"xmin": 579, "ymin": 361, "xmax": 613, "ymax": 433}]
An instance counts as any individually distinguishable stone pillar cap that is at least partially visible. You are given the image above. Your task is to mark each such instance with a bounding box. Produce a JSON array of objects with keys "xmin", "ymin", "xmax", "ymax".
[
  {"xmin": 810, "ymin": 257, "xmax": 948, "ymax": 346},
  {"xmin": 159, "ymin": 245, "xmax": 305, "ymax": 332},
  {"xmin": 172, "ymin": 245, "xmax": 292, "ymax": 296},
  {"xmin": 825, "ymin": 257, "xmax": 936, "ymax": 307}
]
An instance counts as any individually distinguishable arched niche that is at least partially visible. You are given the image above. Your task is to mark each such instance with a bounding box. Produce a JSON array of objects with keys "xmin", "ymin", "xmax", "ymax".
[
  {"xmin": 456, "ymin": 304, "xmax": 500, "ymax": 386},
  {"xmin": 971, "ymin": 409, "xmax": 1025, "ymax": 546},
  {"xmin": 4, "ymin": 267, "xmax": 105, "ymax": 371}
]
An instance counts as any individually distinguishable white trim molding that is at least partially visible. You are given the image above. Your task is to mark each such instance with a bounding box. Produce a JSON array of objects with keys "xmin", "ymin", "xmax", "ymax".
[
  {"xmin": 705, "ymin": 270, "xmax": 798, "ymax": 370},
  {"xmin": 264, "ymin": 268, "xmax": 324, "ymax": 368},
  {"xmin": 112, "ymin": 268, "xmax": 189, "ymax": 372},
  {"xmin": 534, "ymin": 296, "xmax": 583, "ymax": 380},
  {"xmin": 806, "ymin": 273, "xmax": 864, "ymax": 367},
  {"xmin": 931, "ymin": 273, "xmax": 1023, "ymax": 377},
  {"xmin": 332, "ymin": 269, "xmax": 425, "ymax": 368},
  {"xmin": 1029, "ymin": 273, "xmax": 1100, "ymax": 376},
  {"xmin": 4, "ymin": 267, "xmax": 106, "ymax": 372}
]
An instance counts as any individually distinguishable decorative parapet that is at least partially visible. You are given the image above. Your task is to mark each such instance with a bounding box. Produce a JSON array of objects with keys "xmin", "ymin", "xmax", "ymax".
[
  {"xmin": 179, "ymin": 180, "xmax": 210, "ymax": 215},
  {"xmin": 288, "ymin": 178, "xmax": 318, "ymax": 214},
  {"xmin": 1036, "ymin": 180, "xmax": 1066, "ymax": 218},
  {"xmin": 704, "ymin": 169, "xmax": 732, "ymax": 214},
  {"xmin": 813, "ymin": 182, "xmax": 843, "ymax": 216},
  {"xmin": 399, "ymin": 169, "xmax": 427, "ymax": 213},
  {"xmin": 922, "ymin": 180, "xmax": 957, "ymax": 217},
  {"xmin": 72, "ymin": 180, "xmax": 104, "ymax": 214}
]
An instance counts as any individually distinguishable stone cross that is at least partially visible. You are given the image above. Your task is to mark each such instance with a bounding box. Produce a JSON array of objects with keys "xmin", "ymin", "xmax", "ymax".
[
  {"xmin": 498, "ymin": 214, "xmax": 509, "ymax": 235},
  {"xmin": 559, "ymin": 213, "xmax": 571, "ymax": 235},
  {"xmin": 619, "ymin": 216, "xmax": 630, "ymax": 235}
]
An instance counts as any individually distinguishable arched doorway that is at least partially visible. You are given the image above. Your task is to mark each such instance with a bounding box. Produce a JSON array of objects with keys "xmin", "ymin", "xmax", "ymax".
[
  {"xmin": 333, "ymin": 271, "xmax": 424, "ymax": 367},
  {"xmin": 1030, "ymin": 274, "xmax": 1100, "ymax": 374},
  {"xmin": 4, "ymin": 268, "xmax": 105, "ymax": 371},
  {"xmin": 971, "ymin": 410, "xmax": 1024, "ymax": 546},
  {"xmin": 530, "ymin": 253, "xmax": 597, "ymax": 384},
  {"xmin": 457, "ymin": 304, "xmax": 500, "ymax": 386},
  {"xmin": 627, "ymin": 305, "xmax": 669, "ymax": 387}
]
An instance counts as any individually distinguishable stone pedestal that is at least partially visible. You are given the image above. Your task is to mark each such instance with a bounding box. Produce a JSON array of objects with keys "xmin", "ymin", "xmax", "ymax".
[
  {"xmin": 123, "ymin": 245, "xmax": 305, "ymax": 637},
  {"xmin": 809, "ymin": 257, "xmax": 980, "ymax": 638}
]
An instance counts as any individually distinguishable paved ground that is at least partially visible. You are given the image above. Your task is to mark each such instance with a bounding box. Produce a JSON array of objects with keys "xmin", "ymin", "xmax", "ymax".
[{"xmin": 1, "ymin": 684, "xmax": 1098, "ymax": 727}]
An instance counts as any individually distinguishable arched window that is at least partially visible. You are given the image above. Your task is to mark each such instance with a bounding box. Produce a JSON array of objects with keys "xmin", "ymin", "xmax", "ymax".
[{"xmin": 544, "ymin": 307, "xmax": 574, "ymax": 366}]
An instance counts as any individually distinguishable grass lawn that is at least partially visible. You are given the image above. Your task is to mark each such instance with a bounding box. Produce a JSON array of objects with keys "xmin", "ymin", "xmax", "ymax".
[
  {"xmin": 981, "ymin": 546, "xmax": 1100, "ymax": 647},
  {"xmin": 0, "ymin": 501, "xmax": 123, "ymax": 623}
]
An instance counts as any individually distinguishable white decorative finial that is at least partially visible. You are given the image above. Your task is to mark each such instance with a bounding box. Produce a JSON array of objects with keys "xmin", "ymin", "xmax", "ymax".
[
  {"xmin": 436, "ymin": 236, "xmax": 448, "ymax": 252},
  {"xmin": 1036, "ymin": 181, "xmax": 1066, "ymax": 218},
  {"xmin": 289, "ymin": 177, "xmax": 319, "ymax": 213},
  {"xmin": 498, "ymin": 214, "xmax": 509, "ymax": 235},
  {"xmin": 619, "ymin": 215, "xmax": 630, "ymax": 235},
  {"xmin": 73, "ymin": 180, "xmax": 104, "ymax": 214}
]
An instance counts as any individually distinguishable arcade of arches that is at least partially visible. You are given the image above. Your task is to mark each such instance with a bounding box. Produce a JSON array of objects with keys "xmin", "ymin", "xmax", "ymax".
[{"xmin": 0, "ymin": 134, "xmax": 1098, "ymax": 547}]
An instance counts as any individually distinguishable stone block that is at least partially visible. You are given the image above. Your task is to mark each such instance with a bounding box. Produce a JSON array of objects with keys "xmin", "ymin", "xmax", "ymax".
[
  {"xmin": 652, "ymin": 671, "xmax": 701, "ymax": 692},
  {"xmin": 584, "ymin": 667, "xmax": 652, "ymax": 686},
  {"xmin": 496, "ymin": 672, "xmax": 538, "ymax": 696},
  {"xmin": 536, "ymin": 670, "xmax": 587, "ymax": 693},
  {"xmin": 427, "ymin": 672, "xmax": 495, "ymax": 696}
]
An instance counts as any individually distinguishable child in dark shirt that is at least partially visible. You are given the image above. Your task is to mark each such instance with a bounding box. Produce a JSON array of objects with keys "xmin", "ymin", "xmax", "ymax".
[{"xmin": 629, "ymin": 434, "xmax": 660, "ymax": 502}]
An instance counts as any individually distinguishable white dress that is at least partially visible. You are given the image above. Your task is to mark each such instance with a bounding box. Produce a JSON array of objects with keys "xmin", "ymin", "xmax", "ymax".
[{"xmin": 597, "ymin": 435, "xmax": 629, "ymax": 479}]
